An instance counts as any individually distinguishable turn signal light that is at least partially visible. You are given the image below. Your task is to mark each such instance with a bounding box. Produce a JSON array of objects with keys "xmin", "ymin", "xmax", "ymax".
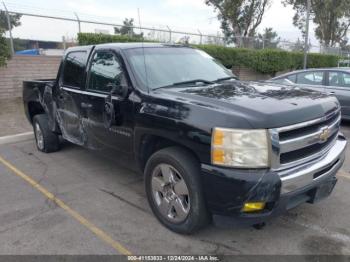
[
  {"xmin": 213, "ymin": 129, "xmax": 224, "ymax": 146},
  {"xmin": 212, "ymin": 149, "xmax": 224, "ymax": 164},
  {"xmin": 242, "ymin": 202, "xmax": 266, "ymax": 212}
]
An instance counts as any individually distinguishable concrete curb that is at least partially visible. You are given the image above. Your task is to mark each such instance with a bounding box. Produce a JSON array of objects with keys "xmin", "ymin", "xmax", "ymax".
[{"xmin": 0, "ymin": 132, "xmax": 34, "ymax": 145}]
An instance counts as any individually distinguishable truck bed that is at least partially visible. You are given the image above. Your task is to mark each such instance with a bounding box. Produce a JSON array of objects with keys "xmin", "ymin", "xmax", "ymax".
[{"xmin": 23, "ymin": 79, "xmax": 56, "ymax": 124}]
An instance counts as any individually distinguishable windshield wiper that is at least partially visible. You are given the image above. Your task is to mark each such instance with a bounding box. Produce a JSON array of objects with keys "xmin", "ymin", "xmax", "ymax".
[
  {"xmin": 214, "ymin": 76, "xmax": 238, "ymax": 83},
  {"xmin": 154, "ymin": 79, "xmax": 214, "ymax": 90}
]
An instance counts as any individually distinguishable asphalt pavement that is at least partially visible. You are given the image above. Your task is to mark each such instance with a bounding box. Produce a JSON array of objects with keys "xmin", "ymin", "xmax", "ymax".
[{"xmin": 0, "ymin": 122, "xmax": 349, "ymax": 255}]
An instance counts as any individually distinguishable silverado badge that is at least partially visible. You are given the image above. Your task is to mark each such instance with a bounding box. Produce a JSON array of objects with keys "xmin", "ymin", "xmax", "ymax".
[{"xmin": 319, "ymin": 127, "xmax": 330, "ymax": 142}]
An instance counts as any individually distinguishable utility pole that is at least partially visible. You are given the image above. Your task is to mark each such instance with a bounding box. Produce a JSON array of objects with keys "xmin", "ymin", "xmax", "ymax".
[
  {"xmin": 62, "ymin": 36, "xmax": 66, "ymax": 50},
  {"xmin": 197, "ymin": 29, "xmax": 203, "ymax": 45},
  {"xmin": 303, "ymin": 0, "xmax": 311, "ymax": 69},
  {"xmin": 166, "ymin": 25, "xmax": 172, "ymax": 43},
  {"xmin": 74, "ymin": 12, "xmax": 81, "ymax": 33},
  {"xmin": 2, "ymin": 1, "xmax": 14, "ymax": 55}
]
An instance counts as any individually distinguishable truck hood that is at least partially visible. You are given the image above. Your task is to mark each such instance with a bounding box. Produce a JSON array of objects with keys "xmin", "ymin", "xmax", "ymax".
[{"xmin": 157, "ymin": 81, "xmax": 340, "ymax": 129}]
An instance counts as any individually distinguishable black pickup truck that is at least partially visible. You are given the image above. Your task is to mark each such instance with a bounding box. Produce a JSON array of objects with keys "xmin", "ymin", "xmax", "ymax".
[{"xmin": 23, "ymin": 43, "xmax": 347, "ymax": 234}]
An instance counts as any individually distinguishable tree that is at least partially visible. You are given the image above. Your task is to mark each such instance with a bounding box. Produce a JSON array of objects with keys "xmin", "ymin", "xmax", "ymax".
[
  {"xmin": 283, "ymin": 0, "xmax": 350, "ymax": 47},
  {"xmin": 258, "ymin": 27, "xmax": 280, "ymax": 48},
  {"xmin": 205, "ymin": 0, "xmax": 270, "ymax": 46},
  {"xmin": 114, "ymin": 18, "xmax": 143, "ymax": 38},
  {"xmin": 114, "ymin": 18, "xmax": 134, "ymax": 35},
  {"xmin": 0, "ymin": 11, "xmax": 20, "ymax": 67},
  {"xmin": 0, "ymin": 10, "xmax": 21, "ymax": 31},
  {"xmin": 0, "ymin": 29, "xmax": 10, "ymax": 67},
  {"xmin": 178, "ymin": 36, "xmax": 190, "ymax": 45}
]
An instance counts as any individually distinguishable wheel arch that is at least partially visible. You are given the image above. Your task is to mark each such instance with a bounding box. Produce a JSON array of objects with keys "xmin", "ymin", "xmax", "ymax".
[
  {"xmin": 135, "ymin": 133, "xmax": 202, "ymax": 172},
  {"xmin": 27, "ymin": 101, "xmax": 45, "ymax": 123}
]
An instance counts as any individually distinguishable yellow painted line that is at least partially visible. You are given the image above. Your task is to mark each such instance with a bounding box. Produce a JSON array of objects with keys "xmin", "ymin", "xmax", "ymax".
[{"xmin": 0, "ymin": 155, "xmax": 132, "ymax": 255}]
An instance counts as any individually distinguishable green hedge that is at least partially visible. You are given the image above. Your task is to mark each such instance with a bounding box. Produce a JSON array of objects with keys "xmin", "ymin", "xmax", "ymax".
[
  {"xmin": 77, "ymin": 33, "xmax": 339, "ymax": 75},
  {"xmin": 78, "ymin": 32, "xmax": 148, "ymax": 45},
  {"xmin": 196, "ymin": 45, "xmax": 339, "ymax": 75},
  {"xmin": 0, "ymin": 30, "xmax": 10, "ymax": 67}
]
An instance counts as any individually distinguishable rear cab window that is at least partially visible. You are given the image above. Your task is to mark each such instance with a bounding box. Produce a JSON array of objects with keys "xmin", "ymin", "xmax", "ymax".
[{"xmin": 62, "ymin": 51, "xmax": 87, "ymax": 89}]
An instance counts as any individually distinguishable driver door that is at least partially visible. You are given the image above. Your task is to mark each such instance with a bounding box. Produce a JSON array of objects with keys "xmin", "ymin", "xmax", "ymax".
[{"xmin": 81, "ymin": 50, "xmax": 133, "ymax": 153}]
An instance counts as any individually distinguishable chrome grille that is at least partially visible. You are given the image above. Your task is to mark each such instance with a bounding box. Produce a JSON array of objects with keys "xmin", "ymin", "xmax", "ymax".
[{"xmin": 269, "ymin": 109, "xmax": 341, "ymax": 170}]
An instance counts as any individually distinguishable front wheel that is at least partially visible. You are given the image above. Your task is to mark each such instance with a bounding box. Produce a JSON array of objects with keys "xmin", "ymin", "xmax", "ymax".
[{"xmin": 145, "ymin": 147, "xmax": 210, "ymax": 234}]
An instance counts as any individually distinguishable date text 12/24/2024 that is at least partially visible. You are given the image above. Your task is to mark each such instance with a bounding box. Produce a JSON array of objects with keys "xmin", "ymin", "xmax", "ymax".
[{"xmin": 127, "ymin": 255, "xmax": 220, "ymax": 261}]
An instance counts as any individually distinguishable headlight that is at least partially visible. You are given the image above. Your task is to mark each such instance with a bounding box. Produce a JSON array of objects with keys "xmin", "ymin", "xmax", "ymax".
[{"xmin": 211, "ymin": 127, "xmax": 270, "ymax": 168}]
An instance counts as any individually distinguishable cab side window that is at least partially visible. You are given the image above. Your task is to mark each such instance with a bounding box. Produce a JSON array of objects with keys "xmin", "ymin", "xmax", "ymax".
[
  {"xmin": 273, "ymin": 74, "xmax": 296, "ymax": 84},
  {"xmin": 343, "ymin": 73, "xmax": 350, "ymax": 87},
  {"xmin": 286, "ymin": 74, "xmax": 296, "ymax": 83},
  {"xmin": 88, "ymin": 51, "xmax": 124, "ymax": 93},
  {"xmin": 62, "ymin": 51, "xmax": 87, "ymax": 88},
  {"xmin": 297, "ymin": 71, "xmax": 324, "ymax": 85},
  {"xmin": 329, "ymin": 72, "xmax": 350, "ymax": 88}
]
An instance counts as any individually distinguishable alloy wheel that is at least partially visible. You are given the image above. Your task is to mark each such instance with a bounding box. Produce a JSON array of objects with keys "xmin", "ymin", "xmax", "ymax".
[
  {"xmin": 151, "ymin": 163, "xmax": 190, "ymax": 223},
  {"xmin": 35, "ymin": 122, "xmax": 44, "ymax": 150}
]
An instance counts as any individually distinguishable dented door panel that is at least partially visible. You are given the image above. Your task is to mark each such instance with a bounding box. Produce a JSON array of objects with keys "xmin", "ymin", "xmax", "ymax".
[{"xmin": 56, "ymin": 87, "xmax": 85, "ymax": 145}]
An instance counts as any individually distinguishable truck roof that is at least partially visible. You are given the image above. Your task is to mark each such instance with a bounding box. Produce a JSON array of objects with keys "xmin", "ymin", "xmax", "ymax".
[{"xmin": 66, "ymin": 42, "xmax": 189, "ymax": 53}]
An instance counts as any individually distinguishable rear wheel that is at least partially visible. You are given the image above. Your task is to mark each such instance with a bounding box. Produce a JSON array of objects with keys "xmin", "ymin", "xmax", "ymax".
[
  {"xmin": 33, "ymin": 114, "xmax": 60, "ymax": 153},
  {"xmin": 145, "ymin": 147, "xmax": 210, "ymax": 234}
]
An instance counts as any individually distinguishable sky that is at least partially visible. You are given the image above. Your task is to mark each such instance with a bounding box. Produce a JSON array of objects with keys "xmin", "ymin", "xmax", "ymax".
[{"xmin": 2, "ymin": 0, "xmax": 318, "ymax": 45}]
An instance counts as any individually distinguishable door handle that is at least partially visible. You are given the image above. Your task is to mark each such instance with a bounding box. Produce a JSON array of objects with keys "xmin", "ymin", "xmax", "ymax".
[
  {"xmin": 81, "ymin": 102, "xmax": 93, "ymax": 109},
  {"xmin": 329, "ymin": 91, "xmax": 335, "ymax": 94}
]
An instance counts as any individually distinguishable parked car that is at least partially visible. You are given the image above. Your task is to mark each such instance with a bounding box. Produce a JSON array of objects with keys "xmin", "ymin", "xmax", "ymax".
[
  {"xmin": 270, "ymin": 68, "xmax": 350, "ymax": 120},
  {"xmin": 23, "ymin": 43, "xmax": 347, "ymax": 234}
]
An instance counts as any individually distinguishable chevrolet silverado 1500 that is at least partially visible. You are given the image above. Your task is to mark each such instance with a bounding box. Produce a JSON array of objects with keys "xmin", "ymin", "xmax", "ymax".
[{"xmin": 23, "ymin": 43, "xmax": 347, "ymax": 234}]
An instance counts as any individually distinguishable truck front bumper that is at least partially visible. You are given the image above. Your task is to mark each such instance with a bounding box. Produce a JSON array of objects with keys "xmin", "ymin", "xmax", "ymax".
[{"xmin": 201, "ymin": 134, "xmax": 347, "ymax": 226}]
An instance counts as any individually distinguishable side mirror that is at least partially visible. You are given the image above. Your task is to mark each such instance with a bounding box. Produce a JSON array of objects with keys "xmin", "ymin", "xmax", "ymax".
[
  {"xmin": 103, "ymin": 83, "xmax": 128, "ymax": 128},
  {"xmin": 107, "ymin": 83, "xmax": 129, "ymax": 100}
]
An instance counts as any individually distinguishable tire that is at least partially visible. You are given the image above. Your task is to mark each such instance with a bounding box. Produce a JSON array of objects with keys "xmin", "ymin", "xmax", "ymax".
[
  {"xmin": 33, "ymin": 114, "xmax": 60, "ymax": 153},
  {"xmin": 145, "ymin": 147, "xmax": 210, "ymax": 234}
]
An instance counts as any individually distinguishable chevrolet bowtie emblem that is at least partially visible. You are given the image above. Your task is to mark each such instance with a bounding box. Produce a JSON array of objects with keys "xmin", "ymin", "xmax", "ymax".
[{"xmin": 319, "ymin": 127, "xmax": 330, "ymax": 142}]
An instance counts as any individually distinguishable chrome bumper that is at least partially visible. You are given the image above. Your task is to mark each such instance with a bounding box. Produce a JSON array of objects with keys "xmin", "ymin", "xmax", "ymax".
[{"xmin": 278, "ymin": 135, "xmax": 347, "ymax": 194}]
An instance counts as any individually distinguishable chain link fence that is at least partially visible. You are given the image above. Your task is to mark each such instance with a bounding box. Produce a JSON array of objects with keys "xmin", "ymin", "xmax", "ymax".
[{"xmin": 1, "ymin": 1, "xmax": 349, "ymax": 59}]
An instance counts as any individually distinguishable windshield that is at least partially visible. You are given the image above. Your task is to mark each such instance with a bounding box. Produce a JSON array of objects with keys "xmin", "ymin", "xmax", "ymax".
[{"xmin": 124, "ymin": 47, "xmax": 234, "ymax": 90}]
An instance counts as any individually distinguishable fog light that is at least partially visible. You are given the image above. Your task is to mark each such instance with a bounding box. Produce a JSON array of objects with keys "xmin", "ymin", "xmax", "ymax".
[{"xmin": 242, "ymin": 202, "xmax": 266, "ymax": 212}]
